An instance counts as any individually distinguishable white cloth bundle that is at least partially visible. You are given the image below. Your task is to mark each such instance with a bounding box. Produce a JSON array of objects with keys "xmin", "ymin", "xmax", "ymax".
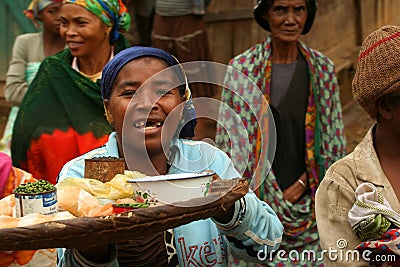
[{"xmin": 348, "ymin": 182, "xmax": 400, "ymax": 228}]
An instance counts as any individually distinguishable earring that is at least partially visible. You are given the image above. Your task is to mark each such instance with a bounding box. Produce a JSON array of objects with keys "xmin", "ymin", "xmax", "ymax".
[
  {"xmin": 105, "ymin": 113, "xmax": 110, "ymax": 122},
  {"xmin": 105, "ymin": 111, "xmax": 112, "ymax": 124},
  {"xmin": 105, "ymin": 27, "xmax": 112, "ymax": 37}
]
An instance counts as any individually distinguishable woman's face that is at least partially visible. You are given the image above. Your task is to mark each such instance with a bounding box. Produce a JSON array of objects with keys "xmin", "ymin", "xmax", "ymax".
[
  {"xmin": 59, "ymin": 4, "xmax": 110, "ymax": 58},
  {"xmin": 263, "ymin": 0, "xmax": 308, "ymax": 43},
  {"xmin": 104, "ymin": 57, "xmax": 186, "ymax": 157},
  {"xmin": 38, "ymin": 3, "xmax": 62, "ymax": 35},
  {"xmin": 383, "ymin": 91, "xmax": 400, "ymax": 137}
]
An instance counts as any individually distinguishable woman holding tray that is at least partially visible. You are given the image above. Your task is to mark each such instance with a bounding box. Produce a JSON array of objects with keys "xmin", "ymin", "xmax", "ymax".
[{"xmin": 57, "ymin": 46, "xmax": 284, "ymax": 266}]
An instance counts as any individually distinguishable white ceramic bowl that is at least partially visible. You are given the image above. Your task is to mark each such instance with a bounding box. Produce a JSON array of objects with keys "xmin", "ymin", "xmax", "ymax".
[{"xmin": 127, "ymin": 171, "xmax": 214, "ymax": 205}]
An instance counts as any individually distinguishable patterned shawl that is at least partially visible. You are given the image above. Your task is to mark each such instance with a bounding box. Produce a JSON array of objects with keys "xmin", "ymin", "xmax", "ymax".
[
  {"xmin": 11, "ymin": 36, "xmax": 130, "ymax": 184},
  {"xmin": 216, "ymin": 36, "xmax": 346, "ymax": 260}
]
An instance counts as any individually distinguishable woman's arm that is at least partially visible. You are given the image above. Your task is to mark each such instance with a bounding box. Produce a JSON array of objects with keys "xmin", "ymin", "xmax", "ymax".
[
  {"xmin": 315, "ymin": 164, "xmax": 367, "ymax": 266},
  {"xmin": 209, "ymin": 150, "xmax": 283, "ymax": 262},
  {"xmin": 58, "ymin": 245, "xmax": 118, "ymax": 267},
  {"xmin": 57, "ymin": 150, "xmax": 119, "ymax": 266},
  {"xmin": 213, "ymin": 191, "xmax": 283, "ymax": 262},
  {"xmin": 5, "ymin": 35, "xmax": 30, "ymax": 105}
]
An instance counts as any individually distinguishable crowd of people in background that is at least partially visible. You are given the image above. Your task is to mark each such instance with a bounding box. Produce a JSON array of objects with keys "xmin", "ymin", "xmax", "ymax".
[{"xmin": 1, "ymin": 0, "xmax": 400, "ymax": 266}]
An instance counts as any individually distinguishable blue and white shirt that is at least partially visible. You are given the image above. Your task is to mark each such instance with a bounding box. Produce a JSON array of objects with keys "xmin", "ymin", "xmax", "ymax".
[{"xmin": 58, "ymin": 132, "xmax": 283, "ymax": 266}]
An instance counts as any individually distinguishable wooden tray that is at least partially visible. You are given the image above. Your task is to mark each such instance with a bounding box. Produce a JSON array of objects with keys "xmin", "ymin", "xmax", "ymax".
[{"xmin": 0, "ymin": 178, "xmax": 248, "ymax": 250}]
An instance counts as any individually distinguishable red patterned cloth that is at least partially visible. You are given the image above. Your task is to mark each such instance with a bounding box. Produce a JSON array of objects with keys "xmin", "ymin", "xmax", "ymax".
[{"xmin": 356, "ymin": 229, "xmax": 400, "ymax": 266}]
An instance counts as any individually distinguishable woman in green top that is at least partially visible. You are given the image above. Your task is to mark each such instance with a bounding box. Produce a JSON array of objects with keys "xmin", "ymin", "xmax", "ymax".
[{"xmin": 11, "ymin": 0, "xmax": 131, "ymax": 184}]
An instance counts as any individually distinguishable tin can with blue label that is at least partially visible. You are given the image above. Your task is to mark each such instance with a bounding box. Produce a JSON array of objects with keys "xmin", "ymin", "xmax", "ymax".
[{"xmin": 15, "ymin": 189, "xmax": 58, "ymax": 218}]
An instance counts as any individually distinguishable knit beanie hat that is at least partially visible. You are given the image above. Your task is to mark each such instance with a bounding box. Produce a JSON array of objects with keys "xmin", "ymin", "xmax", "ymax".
[{"xmin": 352, "ymin": 25, "xmax": 400, "ymax": 118}]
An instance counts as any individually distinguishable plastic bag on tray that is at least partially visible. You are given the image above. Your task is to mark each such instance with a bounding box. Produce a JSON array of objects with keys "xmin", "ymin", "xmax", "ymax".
[{"xmin": 57, "ymin": 172, "xmax": 145, "ymax": 200}]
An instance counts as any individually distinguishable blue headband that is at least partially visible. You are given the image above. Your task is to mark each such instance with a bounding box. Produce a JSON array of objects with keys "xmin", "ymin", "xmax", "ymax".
[{"xmin": 101, "ymin": 46, "xmax": 197, "ymax": 138}]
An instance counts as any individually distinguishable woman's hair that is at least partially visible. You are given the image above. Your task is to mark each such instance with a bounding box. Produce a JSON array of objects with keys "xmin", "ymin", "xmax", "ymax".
[{"xmin": 253, "ymin": 0, "xmax": 317, "ymax": 35}]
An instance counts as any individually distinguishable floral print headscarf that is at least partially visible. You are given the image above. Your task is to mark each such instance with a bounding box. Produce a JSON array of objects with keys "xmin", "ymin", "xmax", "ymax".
[
  {"xmin": 24, "ymin": 0, "xmax": 63, "ymax": 20},
  {"xmin": 63, "ymin": 0, "xmax": 131, "ymax": 42}
]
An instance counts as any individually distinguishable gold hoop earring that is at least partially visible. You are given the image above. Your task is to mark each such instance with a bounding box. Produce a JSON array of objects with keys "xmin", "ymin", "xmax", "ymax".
[
  {"xmin": 104, "ymin": 104, "xmax": 112, "ymax": 124},
  {"xmin": 105, "ymin": 27, "xmax": 112, "ymax": 37}
]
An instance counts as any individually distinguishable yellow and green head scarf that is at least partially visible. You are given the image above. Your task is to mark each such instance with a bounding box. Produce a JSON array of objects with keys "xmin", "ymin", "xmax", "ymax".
[
  {"xmin": 63, "ymin": 0, "xmax": 131, "ymax": 42},
  {"xmin": 25, "ymin": 0, "xmax": 63, "ymax": 20}
]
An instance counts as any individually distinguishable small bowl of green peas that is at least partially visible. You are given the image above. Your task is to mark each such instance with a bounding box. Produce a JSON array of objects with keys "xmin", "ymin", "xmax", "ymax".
[{"xmin": 14, "ymin": 180, "xmax": 58, "ymax": 217}]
